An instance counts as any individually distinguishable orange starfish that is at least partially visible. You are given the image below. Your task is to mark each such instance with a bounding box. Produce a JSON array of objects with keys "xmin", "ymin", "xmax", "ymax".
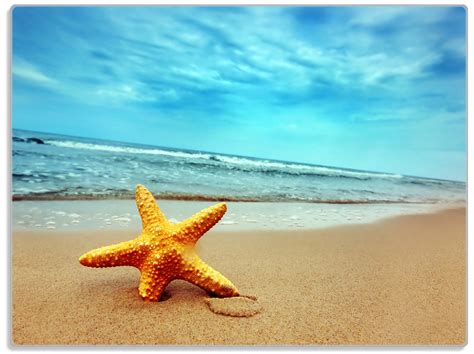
[{"xmin": 79, "ymin": 184, "xmax": 239, "ymax": 301}]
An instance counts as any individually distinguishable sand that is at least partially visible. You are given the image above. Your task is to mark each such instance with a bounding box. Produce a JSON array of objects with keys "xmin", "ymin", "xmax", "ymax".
[
  {"xmin": 205, "ymin": 295, "xmax": 262, "ymax": 317},
  {"xmin": 11, "ymin": 207, "xmax": 466, "ymax": 345}
]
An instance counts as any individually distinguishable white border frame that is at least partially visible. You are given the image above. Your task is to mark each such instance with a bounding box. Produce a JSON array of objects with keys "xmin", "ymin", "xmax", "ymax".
[{"xmin": 2, "ymin": 1, "xmax": 469, "ymax": 353}]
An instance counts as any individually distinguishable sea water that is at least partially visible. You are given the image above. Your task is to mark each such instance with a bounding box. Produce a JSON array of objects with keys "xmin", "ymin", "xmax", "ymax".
[{"xmin": 12, "ymin": 129, "xmax": 466, "ymax": 204}]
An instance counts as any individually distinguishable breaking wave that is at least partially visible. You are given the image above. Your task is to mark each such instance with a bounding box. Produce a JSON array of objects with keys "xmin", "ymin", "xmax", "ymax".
[{"xmin": 44, "ymin": 139, "xmax": 403, "ymax": 180}]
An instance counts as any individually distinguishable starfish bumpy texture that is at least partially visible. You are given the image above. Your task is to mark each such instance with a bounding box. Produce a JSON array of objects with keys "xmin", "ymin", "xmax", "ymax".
[{"xmin": 79, "ymin": 184, "xmax": 239, "ymax": 301}]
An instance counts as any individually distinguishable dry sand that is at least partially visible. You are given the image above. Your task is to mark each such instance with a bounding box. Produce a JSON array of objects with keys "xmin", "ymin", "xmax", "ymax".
[{"xmin": 11, "ymin": 207, "xmax": 466, "ymax": 345}]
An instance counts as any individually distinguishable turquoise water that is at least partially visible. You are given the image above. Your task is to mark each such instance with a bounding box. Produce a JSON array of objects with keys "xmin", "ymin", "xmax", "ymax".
[{"xmin": 12, "ymin": 129, "xmax": 465, "ymax": 204}]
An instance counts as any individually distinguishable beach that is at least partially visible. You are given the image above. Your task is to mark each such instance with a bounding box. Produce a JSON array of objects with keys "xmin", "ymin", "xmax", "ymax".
[{"xmin": 11, "ymin": 204, "xmax": 466, "ymax": 345}]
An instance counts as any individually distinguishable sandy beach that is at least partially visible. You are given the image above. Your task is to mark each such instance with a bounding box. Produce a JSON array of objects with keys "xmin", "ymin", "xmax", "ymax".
[{"xmin": 11, "ymin": 205, "xmax": 465, "ymax": 345}]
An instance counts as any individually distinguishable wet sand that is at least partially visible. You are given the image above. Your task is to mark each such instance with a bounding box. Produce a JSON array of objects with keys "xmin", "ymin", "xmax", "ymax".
[
  {"xmin": 12, "ymin": 199, "xmax": 455, "ymax": 232},
  {"xmin": 11, "ymin": 207, "xmax": 466, "ymax": 345}
]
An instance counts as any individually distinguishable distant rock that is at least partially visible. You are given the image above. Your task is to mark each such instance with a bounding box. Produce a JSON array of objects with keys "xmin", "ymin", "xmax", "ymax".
[
  {"xmin": 26, "ymin": 137, "xmax": 45, "ymax": 144},
  {"xmin": 14, "ymin": 136, "xmax": 45, "ymax": 144}
]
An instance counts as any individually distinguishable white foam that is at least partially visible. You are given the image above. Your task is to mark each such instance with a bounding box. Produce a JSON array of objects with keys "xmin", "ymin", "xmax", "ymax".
[
  {"xmin": 47, "ymin": 140, "xmax": 211, "ymax": 160},
  {"xmin": 214, "ymin": 154, "xmax": 402, "ymax": 180},
  {"xmin": 111, "ymin": 216, "xmax": 131, "ymax": 222},
  {"xmin": 44, "ymin": 139, "xmax": 403, "ymax": 181}
]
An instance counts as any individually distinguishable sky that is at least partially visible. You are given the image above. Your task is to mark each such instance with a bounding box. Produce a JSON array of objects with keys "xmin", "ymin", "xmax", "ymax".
[{"xmin": 12, "ymin": 6, "xmax": 466, "ymax": 181}]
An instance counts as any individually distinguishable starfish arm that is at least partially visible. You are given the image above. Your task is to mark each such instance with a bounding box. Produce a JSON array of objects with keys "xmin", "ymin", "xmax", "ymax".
[
  {"xmin": 79, "ymin": 240, "xmax": 145, "ymax": 268},
  {"xmin": 176, "ymin": 202, "xmax": 227, "ymax": 244},
  {"xmin": 178, "ymin": 253, "xmax": 239, "ymax": 297},
  {"xmin": 138, "ymin": 261, "xmax": 174, "ymax": 301},
  {"xmin": 135, "ymin": 184, "xmax": 169, "ymax": 230}
]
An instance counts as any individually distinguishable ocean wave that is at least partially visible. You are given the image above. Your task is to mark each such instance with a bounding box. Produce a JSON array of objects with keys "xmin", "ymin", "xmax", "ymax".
[
  {"xmin": 13, "ymin": 172, "xmax": 50, "ymax": 179},
  {"xmin": 212, "ymin": 155, "xmax": 403, "ymax": 180},
  {"xmin": 45, "ymin": 140, "xmax": 213, "ymax": 160},
  {"xmin": 402, "ymin": 176, "xmax": 465, "ymax": 188},
  {"xmin": 43, "ymin": 139, "xmax": 404, "ymax": 181}
]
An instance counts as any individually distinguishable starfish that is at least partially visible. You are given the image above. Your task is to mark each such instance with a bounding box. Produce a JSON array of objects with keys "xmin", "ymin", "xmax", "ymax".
[{"xmin": 79, "ymin": 184, "xmax": 239, "ymax": 301}]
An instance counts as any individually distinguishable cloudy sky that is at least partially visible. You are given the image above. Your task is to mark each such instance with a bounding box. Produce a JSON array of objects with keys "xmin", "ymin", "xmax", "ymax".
[{"xmin": 12, "ymin": 6, "xmax": 466, "ymax": 180}]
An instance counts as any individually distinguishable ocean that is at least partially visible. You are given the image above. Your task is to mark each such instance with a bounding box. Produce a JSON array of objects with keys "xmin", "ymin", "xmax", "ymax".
[{"xmin": 12, "ymin": 129, "xmax": 465, "ymax": 204}]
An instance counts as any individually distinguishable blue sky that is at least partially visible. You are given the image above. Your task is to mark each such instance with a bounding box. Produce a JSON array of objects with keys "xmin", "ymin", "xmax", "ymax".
[{"xmin": 12, "ymin": 6, "xmax": 466, "ymax": 181}]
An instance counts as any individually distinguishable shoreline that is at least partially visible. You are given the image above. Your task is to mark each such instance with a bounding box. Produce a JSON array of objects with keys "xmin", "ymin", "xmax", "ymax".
[
  {"xmin": 12, "ymin": 207, "xmax": 466, "ymax": 345},
  {"xmin": 11, "ymin": 199, "xmax": 464, "ymax": 232},
  {"xmin": 13, "ymin": 194, "xmax": 459, "ymax": 203}
]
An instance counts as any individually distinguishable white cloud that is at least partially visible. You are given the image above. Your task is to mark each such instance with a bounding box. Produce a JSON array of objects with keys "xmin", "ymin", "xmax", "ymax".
[{"xmin": 13, "ymin": 58, "xmax": 56, "ymax": 85}]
